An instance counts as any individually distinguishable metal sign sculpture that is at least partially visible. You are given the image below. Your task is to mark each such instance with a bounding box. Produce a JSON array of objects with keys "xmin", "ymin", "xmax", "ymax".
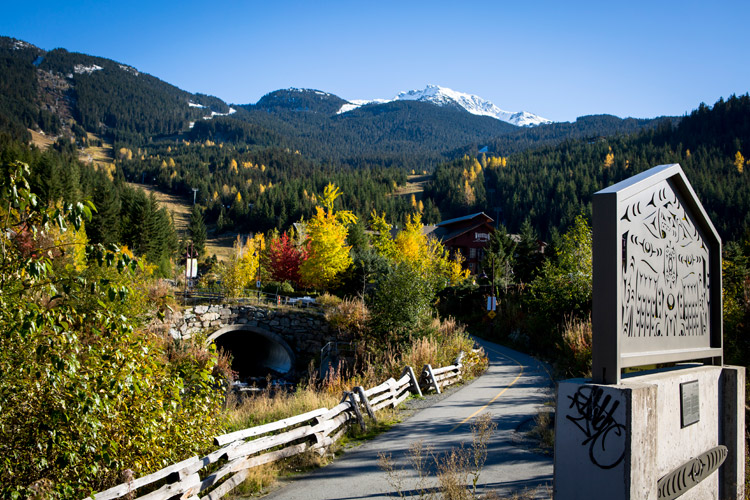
[{"xmin": 592, "ymin": 164, "xmax": 723, "ymax": 384}]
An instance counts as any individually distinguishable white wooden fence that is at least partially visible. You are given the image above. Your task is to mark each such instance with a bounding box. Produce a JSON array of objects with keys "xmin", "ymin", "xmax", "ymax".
[{"xmin": 88, "ymin": 354, "xmax": 470, "ymax": 500}]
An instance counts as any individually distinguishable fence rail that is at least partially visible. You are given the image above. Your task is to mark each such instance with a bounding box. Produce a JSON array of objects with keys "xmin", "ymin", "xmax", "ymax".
[
  {"xmin": 179, "ymin": 288, "xmax": 325, "ymax": 313},
  {"xmin": 88, "ymin": 353, "xmax": 474, "ymax": 500}
]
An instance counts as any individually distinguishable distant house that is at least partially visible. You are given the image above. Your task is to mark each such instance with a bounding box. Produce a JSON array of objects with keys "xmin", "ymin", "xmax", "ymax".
[{"xmin": 423, "ymin": 212, "xmax": 495, "ymax": 274}]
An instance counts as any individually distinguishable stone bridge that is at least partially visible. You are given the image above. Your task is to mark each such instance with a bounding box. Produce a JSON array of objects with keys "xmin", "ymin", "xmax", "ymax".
[{"xmin": 168, "ymin": 304, "xmax": 342, "ymax": 380}]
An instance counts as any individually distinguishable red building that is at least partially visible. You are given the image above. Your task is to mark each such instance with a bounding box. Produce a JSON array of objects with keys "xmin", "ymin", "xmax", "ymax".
[{"xmin": 424, "ymin": 212, "xmax": 495, "ymax": 274}]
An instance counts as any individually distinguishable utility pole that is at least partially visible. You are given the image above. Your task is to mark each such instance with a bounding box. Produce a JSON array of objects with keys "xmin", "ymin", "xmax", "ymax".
[{"xmin": 192, "ymin": 187, "xmax": 199, "ymax": 205}]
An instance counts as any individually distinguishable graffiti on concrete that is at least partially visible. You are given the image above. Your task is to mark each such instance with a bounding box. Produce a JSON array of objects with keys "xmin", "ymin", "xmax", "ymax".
[{"xmin": 566, "ymin": 385, "xmax": 627, "ymax": 469}]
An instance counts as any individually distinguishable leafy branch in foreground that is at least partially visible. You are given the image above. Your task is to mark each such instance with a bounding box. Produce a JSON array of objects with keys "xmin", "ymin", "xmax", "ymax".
[{"xmin": 0, "ymin": 160, "xmax": 224, "ymax": 498}]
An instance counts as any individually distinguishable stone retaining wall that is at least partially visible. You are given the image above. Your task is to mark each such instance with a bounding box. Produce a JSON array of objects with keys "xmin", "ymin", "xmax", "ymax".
[{"xmin": 168, "ymin": 304, "xmax": 338, "ymax": 369}]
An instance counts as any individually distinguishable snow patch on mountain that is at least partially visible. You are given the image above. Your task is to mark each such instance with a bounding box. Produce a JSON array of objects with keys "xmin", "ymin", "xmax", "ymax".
[
  {"xmin": 73, "ymin": 64, "xmax": 103, "ymax": 75},
  {"xmin": 12, "ymin": 40, "xmax": 33, "ymax": 51},
  {"xmin": 189, "ymin": 107, "xmax": 237, "ymax": 128},
  {"xmin": 287, "ymin": 87, "xmax": 334, "ymax": 97},
  {"xmin": 118, "ymin": 64, "xmax": 140, "ymax": 76},
  {"xmin": 337, "ymin": 85, "xmax": 551, "ymax": 127},
  {"xmin": 337, "ymin": 98, "xmax": 389, "ymax": 114}
]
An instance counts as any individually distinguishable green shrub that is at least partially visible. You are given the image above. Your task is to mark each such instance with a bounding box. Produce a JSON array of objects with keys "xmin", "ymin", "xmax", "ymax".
[{"xmin": 0, "ymin": 161, "xmax": 224, "ymax": 498}]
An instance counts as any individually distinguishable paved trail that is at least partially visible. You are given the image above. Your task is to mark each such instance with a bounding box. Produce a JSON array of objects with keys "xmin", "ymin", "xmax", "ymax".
[{"xmin": 262, "ymin": 337, "xmax": 554, "ymax": 499}]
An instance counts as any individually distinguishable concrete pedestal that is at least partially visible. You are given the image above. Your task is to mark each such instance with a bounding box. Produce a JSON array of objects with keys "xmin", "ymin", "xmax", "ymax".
[{"xmin": 554, "ymin": 365, "xmax": 745, "ymax": 500}]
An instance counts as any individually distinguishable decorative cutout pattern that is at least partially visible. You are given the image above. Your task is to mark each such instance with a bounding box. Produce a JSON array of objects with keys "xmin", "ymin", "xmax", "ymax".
[{"xmin": 621, "ymin": 183, "xmax": 710, "ymax": 340}]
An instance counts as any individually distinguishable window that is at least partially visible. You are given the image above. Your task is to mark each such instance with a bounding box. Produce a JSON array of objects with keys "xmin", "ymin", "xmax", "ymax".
[
  {"xmin": 474, "ymin": 232, "xmax": 490, "ymax": 242},
  {"xmin": 469, "ymin": 247, "xmax": 477, "ymax": 259}
]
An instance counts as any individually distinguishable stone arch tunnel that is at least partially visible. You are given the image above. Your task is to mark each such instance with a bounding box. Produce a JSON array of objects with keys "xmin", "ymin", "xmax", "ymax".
[
  {"xmin": 169, "ymin": 304, "xmax": 338, "ymax": 380},
  {"xmin": 207, "ymin": 326, "xmax": 296, "ymax": 380}
]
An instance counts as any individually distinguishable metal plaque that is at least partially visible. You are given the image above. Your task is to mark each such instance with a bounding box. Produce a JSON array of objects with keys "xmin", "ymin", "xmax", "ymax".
[
  {"xmin": 680, "ymin": 380, "xmax": 700, "ymax": 427},
  {"xmin": 592, "ymin": 164, "xmax": 723, "ymax": 384}
]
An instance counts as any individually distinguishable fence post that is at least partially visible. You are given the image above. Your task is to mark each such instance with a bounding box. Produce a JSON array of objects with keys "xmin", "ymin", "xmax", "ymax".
[
  {"xmin": 455, "ymin": 351, "xmax": 465, "ymax": 367},
  {"xmin": 345, "ymin": 391, "xmax": 366, "ymax": 431},
  {"xmin": 401, "ymin": 366, "xmax": 423, "ymax": 397},
  {"xmin": 423, "ymin": 364, "xmax": 441, "ymax": 394},
  {"xmin": 455, "ymin": 351, "xmax": 465, "ymax": 380},
  {"xmin": 354, "ymin": 386, "xmax": 377, "ymax": 423}
]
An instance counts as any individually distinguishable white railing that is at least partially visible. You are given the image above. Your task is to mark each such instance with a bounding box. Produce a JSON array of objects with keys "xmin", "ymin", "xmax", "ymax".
[{"xmin": 88, "ymin": 354, "xmax": 473, "ymax": 500}]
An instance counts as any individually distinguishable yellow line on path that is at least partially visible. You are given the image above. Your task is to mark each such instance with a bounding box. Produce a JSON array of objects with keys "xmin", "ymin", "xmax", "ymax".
[{"xmin": 447, "ymin": 345, "xmax": 524, "ymax": 433}]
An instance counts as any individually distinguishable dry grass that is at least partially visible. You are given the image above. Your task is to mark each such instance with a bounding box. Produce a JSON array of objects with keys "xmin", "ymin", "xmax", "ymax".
[
  {"xmin": 229, "ymin": 463, "xmax": 278, "ymax": 497},
  {"xmin": 223, "ymin": 383, "xmax": 341, "ymax": 434},
  {"xmin": 29, "ymin": 129, "xmax": 55, "ymax": 149},
  {"xmin": 396, "ymin": 318, "xmax": 487, "ymax": 380},
  {"xmin": 392, "ymin": 174, "xmax": 433, "ymax": 198},
  {"xmin": 560, "ymin": 315, "xmax": 593, "ymax": 377},
  {"xmin": 205, "ymin": 232, "xmax": 241, "ymax": 262},
  {"xmin": 526, "ymin": 409, "xmax": 555, "ymax": 454},
  {"xmin": 379, "ymin": 414, "xmax": 506, "ymax": 500},
  {"xmin": 83, "ymin": 133, "xmax": 114, "ymax": 162},
  {"xmin": 127, "ymin": 182, "xmax": 193, "ymax": 233}
]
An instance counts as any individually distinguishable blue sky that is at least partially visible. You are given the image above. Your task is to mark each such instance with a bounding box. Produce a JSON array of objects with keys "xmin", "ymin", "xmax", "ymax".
[{"xmin": 2, "ymin": 0, "xmax": 748, "ymax": 122}]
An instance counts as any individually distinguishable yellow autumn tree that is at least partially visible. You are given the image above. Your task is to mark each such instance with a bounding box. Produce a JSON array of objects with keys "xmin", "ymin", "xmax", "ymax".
[
  {"xmin": 394, "ymin": 213, "xmax": 427, "ymax": 266},
  {"xmin": 734, "ymin": 151, "xmax": 745, "ymax": 174},
  {"xmin": 372, "ymin": 212, "xmax": 469, "ymax": 288},
  {"xmin": 218, "ymin": 234, "xmax": 265, "ymax": 297},
  {"xmin": 604, "ymin": 147, "xmax": 615, "ymax": 168},
  {"xmin": 370, "ymin": 210, "xmax": 398, "ymax": 260},
  {"xmin": 300, "ymin": 184, "xmax": 357, "ymax": 289},
  {"xmin": 394, "ymin": 213, "xmax": 469, "ymax": 285},
  {"xmin": 117, "ymin": 147, "xmax": 131, "ymax": 160},
  {"xmin": 463, "ymin": 179, "xmax": 476, "ymax": 205}
]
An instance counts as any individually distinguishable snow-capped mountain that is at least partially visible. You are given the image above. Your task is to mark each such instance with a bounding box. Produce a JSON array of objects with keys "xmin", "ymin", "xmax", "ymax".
[{"xmin": 338, "ymin": 85, "xmax": 551, "ymax": 127}]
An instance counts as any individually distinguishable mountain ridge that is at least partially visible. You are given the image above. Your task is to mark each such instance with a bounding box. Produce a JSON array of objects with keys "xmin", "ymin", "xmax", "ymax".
[
  {"xmin": 0, "ymin": 35, "xmax": 673, "ymax": 165},
  {"xmin": 336, "ymin": 84, "xmax": 551, "ymax": 127}
]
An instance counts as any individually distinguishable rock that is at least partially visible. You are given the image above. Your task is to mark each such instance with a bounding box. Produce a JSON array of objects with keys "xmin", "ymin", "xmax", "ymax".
[{"xmin": 202, "ymin": 312, "xmax": 220, "ymax": 322}]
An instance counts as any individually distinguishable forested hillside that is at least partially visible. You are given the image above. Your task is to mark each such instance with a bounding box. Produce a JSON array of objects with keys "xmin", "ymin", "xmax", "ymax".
[
  {"xmin": 0, "ymin": 135, "xmax": 178, "ymax": 274},
  {"xmin": 427, "ymin": 94, "xmax": 750, "ymax": 243},
  {"xmin": 1, "ymin": 36, "xmax": 668, "ymax": 167}
]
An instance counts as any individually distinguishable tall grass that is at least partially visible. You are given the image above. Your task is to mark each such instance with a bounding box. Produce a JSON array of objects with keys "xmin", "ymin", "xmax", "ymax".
[{"xmin": 559, "ymin": 315, "xmax": 592, "ymax": 377}]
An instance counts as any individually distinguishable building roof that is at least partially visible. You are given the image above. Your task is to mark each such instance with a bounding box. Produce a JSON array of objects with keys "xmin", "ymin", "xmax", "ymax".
[
  {"xmin": 423, "ymin": 212, "xmax": 495, "ymax": 244},
  {"xmin": 436, "ymin": 212, "xmax": 494, "ymax": 228}
]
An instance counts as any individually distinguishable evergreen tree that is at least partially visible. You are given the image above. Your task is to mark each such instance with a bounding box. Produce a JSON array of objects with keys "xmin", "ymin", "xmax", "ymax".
[
  {"xmin": 88, "ymin": 175, "xmax": 121, "ymax": 245},
  {"xmin": 188, "ymin": 205, "xmax": 207, "ymax": 257},
  {"xmin": 515, "ymin": 218, "xmax": 542, "ymax": 284}
]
